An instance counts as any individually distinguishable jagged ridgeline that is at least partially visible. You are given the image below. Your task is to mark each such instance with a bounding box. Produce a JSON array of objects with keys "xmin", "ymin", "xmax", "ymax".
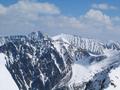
[{"xmin": 0, "ymin": 31, "xmax": 120, "ymax": 90}]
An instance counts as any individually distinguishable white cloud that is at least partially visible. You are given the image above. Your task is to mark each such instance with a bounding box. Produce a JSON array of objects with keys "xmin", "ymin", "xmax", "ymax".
[
  {"xmin": 85, "ymin": 9, "xmax": 112, "ymax": 25},
  {"xmin": 0, "ymin": 1, "xmax": 120, "ymax": 41},
  {"xmin": 92, "ymin": 3, "xmax": 117, "ymax": 10},
  {"xmin": 0, "ymin": 1, "xmax": 83, "ymax": 36},
  {"xmin": 78, "ymin": 9, "xmax": 120, "ymax": 41},
  {"xmin": 0, "ymin": 5, "xmax": 7, "ymax": 15},
  {"xmin": 9, "ymin": 1, "xmax": 60, "ymax": 15}
]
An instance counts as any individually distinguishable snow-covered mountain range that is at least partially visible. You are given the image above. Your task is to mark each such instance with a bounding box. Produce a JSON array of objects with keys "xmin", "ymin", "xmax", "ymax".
[{"xmin": 0, "ymin": 31, "xmax": 120, "ymax": 90}]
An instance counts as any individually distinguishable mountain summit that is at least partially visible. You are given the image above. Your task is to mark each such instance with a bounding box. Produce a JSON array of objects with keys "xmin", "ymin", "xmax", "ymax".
[{"xmin": 0, "ymin": 31, "xmax": 120, "ymax": 90}]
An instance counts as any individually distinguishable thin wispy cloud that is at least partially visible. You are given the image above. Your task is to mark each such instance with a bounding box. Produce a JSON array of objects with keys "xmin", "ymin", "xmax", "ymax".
[{"xmin": 92, "ymin": 3, "xmax": 117, "ymax": 10}]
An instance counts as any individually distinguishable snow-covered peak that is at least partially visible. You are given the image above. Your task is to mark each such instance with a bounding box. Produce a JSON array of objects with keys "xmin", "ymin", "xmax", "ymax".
[
  {"xmin": 53, "ymin": 33, "xmax": 104, "ymax": 54},
  {"xmin": 1, "ymin": 31, "xmax": 120, "ymax": 90},
  {"xmin": 52, "ymin": 33, "xmax": 120, "ymax": 90}
]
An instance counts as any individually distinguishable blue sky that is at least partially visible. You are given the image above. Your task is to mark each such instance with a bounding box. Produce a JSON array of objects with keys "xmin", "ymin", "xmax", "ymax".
[
  {"xmin": 39, "ymin": 0, "xmax": 120, "ymax": 16},
  {"xmin": 0, "ymin": 0, "xmax": 120, "ymax": 16},
  {"xmin": 0, "ymin": 0, "xmax": 120, "ymax": 41}
]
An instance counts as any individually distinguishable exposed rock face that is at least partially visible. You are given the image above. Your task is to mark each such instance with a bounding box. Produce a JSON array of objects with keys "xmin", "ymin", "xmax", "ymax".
[{"xmin": 0, "ymin": 31, "xmax": 120, "ymax": 90}]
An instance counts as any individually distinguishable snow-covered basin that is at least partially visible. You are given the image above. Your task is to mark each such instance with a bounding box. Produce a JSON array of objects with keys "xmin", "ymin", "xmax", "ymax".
[
  {"xmin": 69, "ymin": 49, "xmax": 120, "ymax": 85},
  {"xmin": 0, "ymin": 53, "xmax": 18, "ymax": 90}
]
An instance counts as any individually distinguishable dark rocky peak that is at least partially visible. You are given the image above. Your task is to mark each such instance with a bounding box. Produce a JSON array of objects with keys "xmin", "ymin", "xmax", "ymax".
[
  {"xmin": 0, "ymin": 31, "xmax": 72, "ymax": 90},
  {"xmin": 28, "ymin": 31, "xmax": 44, "ymax": 41}
]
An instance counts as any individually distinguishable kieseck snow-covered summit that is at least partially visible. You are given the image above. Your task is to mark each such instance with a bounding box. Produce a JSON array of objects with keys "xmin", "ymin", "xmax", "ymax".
[{"xmin": 0, "ymin": 31, "xmax": 120, "ymax": 90}]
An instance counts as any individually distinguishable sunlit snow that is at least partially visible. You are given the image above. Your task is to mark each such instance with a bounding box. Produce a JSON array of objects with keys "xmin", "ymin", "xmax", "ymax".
[{"xmin": 0, "ymin": 53, "xmax": 18, "ymax": 90}]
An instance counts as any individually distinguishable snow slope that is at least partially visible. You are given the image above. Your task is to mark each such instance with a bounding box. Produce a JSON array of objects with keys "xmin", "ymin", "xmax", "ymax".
[
  {"xmin": 105, "ymin": 67, "xmax": 120, "ymax": 90},
  {"xmin": 0, "ymin": 53, "xmax": 18, "ymax": 90},
  {"xmin": 68, "ymin": 49, "xmax": 120, "ymax": 88}
]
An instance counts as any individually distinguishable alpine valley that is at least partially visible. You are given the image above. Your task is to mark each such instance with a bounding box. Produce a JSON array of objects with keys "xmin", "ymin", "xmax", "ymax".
[{"xmin": 0, "ymin": 31, "xmax": 120, "ymax": 90}]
